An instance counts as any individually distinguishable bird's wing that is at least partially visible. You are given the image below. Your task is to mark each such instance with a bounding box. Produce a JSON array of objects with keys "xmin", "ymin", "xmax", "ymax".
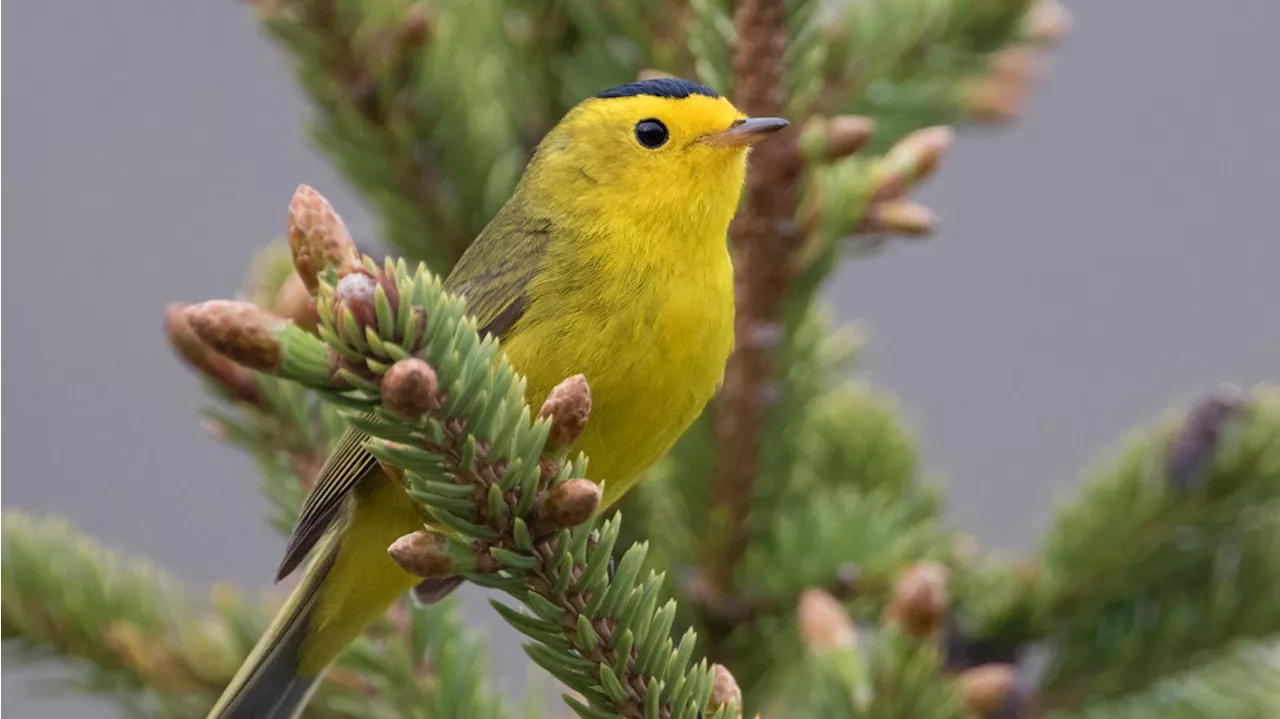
[
  {"xmin": 275, "ymin": 425, "xmax": 378, "ymax": 581},
  {"xmin": 444, "ymin": 210, "xmax": 553, "ymax": 338},
  {"xmin": 274, "ymin": 208, "xmax": 554, "ymax": 580}
]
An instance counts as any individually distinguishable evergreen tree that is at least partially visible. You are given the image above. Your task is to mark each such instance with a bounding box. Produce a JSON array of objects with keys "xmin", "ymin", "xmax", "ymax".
[{"xmin": 7, "ymin": 1, "xmax": 1279, "ymax": 717}]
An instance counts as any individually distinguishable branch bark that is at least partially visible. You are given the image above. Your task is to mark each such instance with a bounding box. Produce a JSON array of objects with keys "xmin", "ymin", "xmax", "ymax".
[{"xmin": 708, "ymin": 0, "xmax": 804, "ymax": 596}]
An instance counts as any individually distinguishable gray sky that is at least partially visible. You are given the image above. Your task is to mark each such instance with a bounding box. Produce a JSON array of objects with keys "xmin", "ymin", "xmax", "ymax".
[{"xmin": 4, "ymin": 1, "xmax": 1278, "ymax": 716}]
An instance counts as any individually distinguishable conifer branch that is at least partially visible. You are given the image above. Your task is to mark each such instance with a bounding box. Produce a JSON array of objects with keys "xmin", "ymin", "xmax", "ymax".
[
  {"xmin": 0, "ymin": 509, "xmax": 458, "ymax": 716},
  {"xmin": 1043, "ymin": 639, "xmax": 1280, "ymax": 719},
  {"xmin": 1, "ymin": 511, "xmax": 508, "ymax": 719},
  {"xmin": 1029, "ymin": 384, "xmax": 1280, "ymax": 709},
  {"xmin": 709, "ymin": 0, "xmax": 804, "ymax": 608},
  {"xmin": 704, "ymin": 0, "xmax": 1032, "ymax": 633},
  {"xmin": 1, "ymin": 512, "xmax": 236, "ymax": 713},
  {"xmin": 181, "ymin": 185, "xmax": 737, "ymax": 719},
  {"xmin": 164, "ymin": 240, "xmax": 342, "ymax": 534},
  {"xmin": 250, "ymin": 0, "xmax": 529, "ymax": 269}
]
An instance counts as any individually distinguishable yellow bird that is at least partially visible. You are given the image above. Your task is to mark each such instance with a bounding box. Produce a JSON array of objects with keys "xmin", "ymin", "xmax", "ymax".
[{"xmin": 208, "ymin": 78, "xmax": 787, "ymax": 719}]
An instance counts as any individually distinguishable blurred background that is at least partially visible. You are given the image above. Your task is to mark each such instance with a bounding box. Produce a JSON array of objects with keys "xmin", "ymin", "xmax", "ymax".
[{"xmin": 3, "ymin": 0, "xmax": 1278, "ymax": 715}]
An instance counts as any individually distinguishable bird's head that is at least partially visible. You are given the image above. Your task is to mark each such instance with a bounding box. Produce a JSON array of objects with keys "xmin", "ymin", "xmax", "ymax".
[{"xmin": 521, "ymin": 78, "xmax": 788, "ymax": 232}]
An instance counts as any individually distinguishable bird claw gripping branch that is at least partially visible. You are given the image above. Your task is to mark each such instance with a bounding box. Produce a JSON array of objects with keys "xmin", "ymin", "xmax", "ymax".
[{"xmin": 180, "ymin": 184, "xmax": 742, "ymax": 719}]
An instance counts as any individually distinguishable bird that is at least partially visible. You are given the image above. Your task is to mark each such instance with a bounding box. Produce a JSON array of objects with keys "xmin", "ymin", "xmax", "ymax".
[{"xmin": 206, "ymin": 77, "xmax": 788, "ymax": 719}]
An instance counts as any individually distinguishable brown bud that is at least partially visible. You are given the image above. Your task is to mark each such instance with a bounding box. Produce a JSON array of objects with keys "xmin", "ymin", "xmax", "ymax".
[
  {"xmin": 387, "ymin": 530, "xmax": 455, "ymax": 578},
  {"xmin": 886, "ymin": 126, "xmax": 954, "ymax": 184},
  {"xmin": 963, "ymin": 76, "xmax": 1028, "ymax": 124},
  {"xmin": 797, "ymin": 588, "xmax": 856, "ymax": 653},
  {"xmin": 989, "ymin": 46, "xmax": 1044, "ymax": 86},
  {"xmin": 1021, "ymin": 0, "xmax": 1071, "ymax": 46},
  {"xmin": 823, "ymin": 115, "xmax": 875, "ymax": 161},
  {"xmin": 539, "ymin": 374, "xmax": 592, "ymax": 449},
  {"xmin": 638, "ymin": 68, "xmax": 676, "ymax": 81},
  {"xmin": 165, "ymin": 303, "xmax": 221, "ymax": 374},
  {"xmin": 381, "ymin": 358, "xmax": 442, "ymax": 419},
  {"xmin": 707, "ymin": 664, "xmax": 743, "ymax": 718},
  {"xmin": 183, "ymin": 300, "xmax": 285, "ymax": 373},
  {"xmin": 165, "ymin": 304, "xmax": 263, "ymax": 405},
  {"xmin": 956, "ymin": 663, "xmax": 1017, "ymax": 715},
  {"xmin": 273, "ymin": 271, "xmax": 318, "ymax": 334},
  {"xmin": 537, "ymin": 478, "xmax": 601, "ymax": 528},
  {"xmin": 884, "ymin": 561, "xmax": 949, "ymax": 638},
  {"xmin": 287, "ymin": 184, "xmax": 360, "ymax": 293},
  {"xmin": 334, "ymin": 270, "xmax": 380, "ymax": 330},
  {"xmin": 862, "ymin": 200, "xmax": 936, "ymax": 237}
]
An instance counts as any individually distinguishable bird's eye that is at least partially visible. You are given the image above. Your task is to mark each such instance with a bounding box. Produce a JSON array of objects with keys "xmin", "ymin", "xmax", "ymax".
[{"xmin": 634, "ymin": 119, "xmax": 669, "ymax": 149}]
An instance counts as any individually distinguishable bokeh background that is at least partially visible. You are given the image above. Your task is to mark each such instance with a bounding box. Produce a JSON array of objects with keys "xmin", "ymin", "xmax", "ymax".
[{"xmin": 4, "ymin": 1, "xmax": 1278, "ymax": 715}]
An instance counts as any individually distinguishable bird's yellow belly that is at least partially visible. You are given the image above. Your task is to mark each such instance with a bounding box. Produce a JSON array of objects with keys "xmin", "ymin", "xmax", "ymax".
[{"xmin": 504, "ymin": 263, "xmax": 733, "ymax": 507}]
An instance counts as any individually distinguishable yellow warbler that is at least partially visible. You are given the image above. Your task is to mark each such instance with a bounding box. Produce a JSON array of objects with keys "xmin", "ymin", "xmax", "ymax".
[{"xmin": 208, "ymin": 77, "xmax": 786, "ymax": 719}]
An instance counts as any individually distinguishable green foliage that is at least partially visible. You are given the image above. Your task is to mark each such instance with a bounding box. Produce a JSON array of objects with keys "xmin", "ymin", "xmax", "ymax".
[
  {"xmin": 1033, "ymin": 385, "xmax": 1280, "ymax": 708},
  {"xmin": 2, "ymin": 512, "xmax": 231, "ymax": 718},
  {"xmin": 1, "ymin": 511, "xmax": 513, "ymax": 719},
  {"xmin": 8, "ymin": 1, "xmax": 1280, "ymax": 719},
  {"xmin": 1047, "ymin": 639, "xmax": 1280, "ymax": 719},
  {"xmin": 820, "ymin": 0, "xmax": 1035, "ymax": 144}
]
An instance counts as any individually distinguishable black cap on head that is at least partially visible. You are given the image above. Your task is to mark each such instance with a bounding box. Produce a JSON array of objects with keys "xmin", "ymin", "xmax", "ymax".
[{"xmin": 596, "ymin": 78, "xmax": 720, "ymax": 101}]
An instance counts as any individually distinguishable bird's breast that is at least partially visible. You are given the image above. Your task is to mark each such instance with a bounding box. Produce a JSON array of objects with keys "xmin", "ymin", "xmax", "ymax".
[{"xmin": 504, "ymin": 241, "xmax": 734, "ymax": 496}]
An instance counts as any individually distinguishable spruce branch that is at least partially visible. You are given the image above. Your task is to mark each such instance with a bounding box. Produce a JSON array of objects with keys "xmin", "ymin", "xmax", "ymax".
[
  {"xmin": 1, "ymin": 512, "xmax": 234, "ymax": 713},
  {"xmin": 250, "ymin": 0, "xmax": 529, "ymax": 268},
  {"xmin": 165, "ymin": 240, "xmax": 342, "ymax": 533},
  {"xmin": 953, "ymin": 384, "xmax": 1280, "ymax": 711},
  {"xmin": 703, "ymin": 0, "xmax": 964, "ymax": 628},
  {"xmin": 817, "ymin": 0, "xmax": 1063, "ymax": 141},
  {"xmin": 2, "ymin": 511, "xmax": 508, "ymax": 719},
  {"xmin": 1044, "ymin": 639, "xmax": 1280, "ymax": 719},
  {"xmin": 681, "ymin": 0, "xmax": 1061, "ymax": 683},
  {"xmin": 183, "ymin": 185, "xmax": 737, "ymax": 719},
  {"xmin": 708, "ymin": 0, "xmax": 804, "ymax": 617}
]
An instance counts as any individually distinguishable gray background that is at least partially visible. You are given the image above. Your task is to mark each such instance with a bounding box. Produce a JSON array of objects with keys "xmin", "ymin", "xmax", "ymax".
[{"xmin": 4, "ymin": 0, "xmax": 1278, "ymax": 715}]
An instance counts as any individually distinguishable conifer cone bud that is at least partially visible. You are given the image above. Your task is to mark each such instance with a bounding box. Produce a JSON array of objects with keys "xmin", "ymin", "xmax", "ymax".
[
  {"xmin": 274, "ymin": 271, "xmax": 319, "ymax": 334},
  {"xmin": 287, "ymin": 184, "xmax": 361, "ymax": 293},
  {"xmin": 956, "ymin": 663, "xmax": 1017, "ymax": 715},
  {"xmin": 387, "ymin": 530, "xmax": 455, "ymax": 578},
  {"xmin": 165, "ymin": 304, "xmax": 263, "ymax": 405},
  {"xmin": 797, "ymin": 588, "xmax": 856, "ymax": 652},
  {"xmin": 381, "ymin": 358, "xmax": 442, "ymax": 420},
  {"xmin": 863, "ymin": 200, "xmax": 936, "ymax": 237},
  {"xmin": 707, "ymin": 664, "xmax": 744, "ymax": 718},
  {"xmin": 539, "ymin": 374, "xmax": 592, "ymax": 449},
  {"xmin": 989, "ymin": 46, "xmax": 1044, "ymax": 86},
  {"xmin": 183, "ymin": 300, "xmax": 285, "ymax": 373},
  {"xmin": 963, "ymin": 76, "xmax": 1028, "ymax": 124},
  {"xmin": 824, "ymin": 115, "xmax": 875, "ymax": 160},
  {"xmin": 884, "ymin": 561, "xmax": 949, "ymax": 638},
  {"xmin": 803, "ymin": 115, "xmax": 875, "ymax": 162},
  {"xmin": 334, "ymin": 270, "xmax": 380, "ymax": 330},
  {"xmin": 886, "ymin": 126, "xmax": 954, "ymax": 185},
  {"xmin": 537, "ymin": 478, "xmax": 601, "ymax": 528},
  {"xmin": 1022, "ymin": 0, "xmax": 1071, "ymax": 46}
]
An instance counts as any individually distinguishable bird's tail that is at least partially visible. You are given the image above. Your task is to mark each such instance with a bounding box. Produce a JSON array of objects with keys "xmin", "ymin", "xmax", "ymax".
[{"xmin": 205, "ymin": 550, "xmax": 334, "ymax": 719}]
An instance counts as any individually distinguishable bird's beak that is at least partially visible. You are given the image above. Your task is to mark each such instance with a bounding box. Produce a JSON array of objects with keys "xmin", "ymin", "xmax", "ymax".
[{"xmin": 704, "ymin": 117, "xmax": 790, "ymax": 147}]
